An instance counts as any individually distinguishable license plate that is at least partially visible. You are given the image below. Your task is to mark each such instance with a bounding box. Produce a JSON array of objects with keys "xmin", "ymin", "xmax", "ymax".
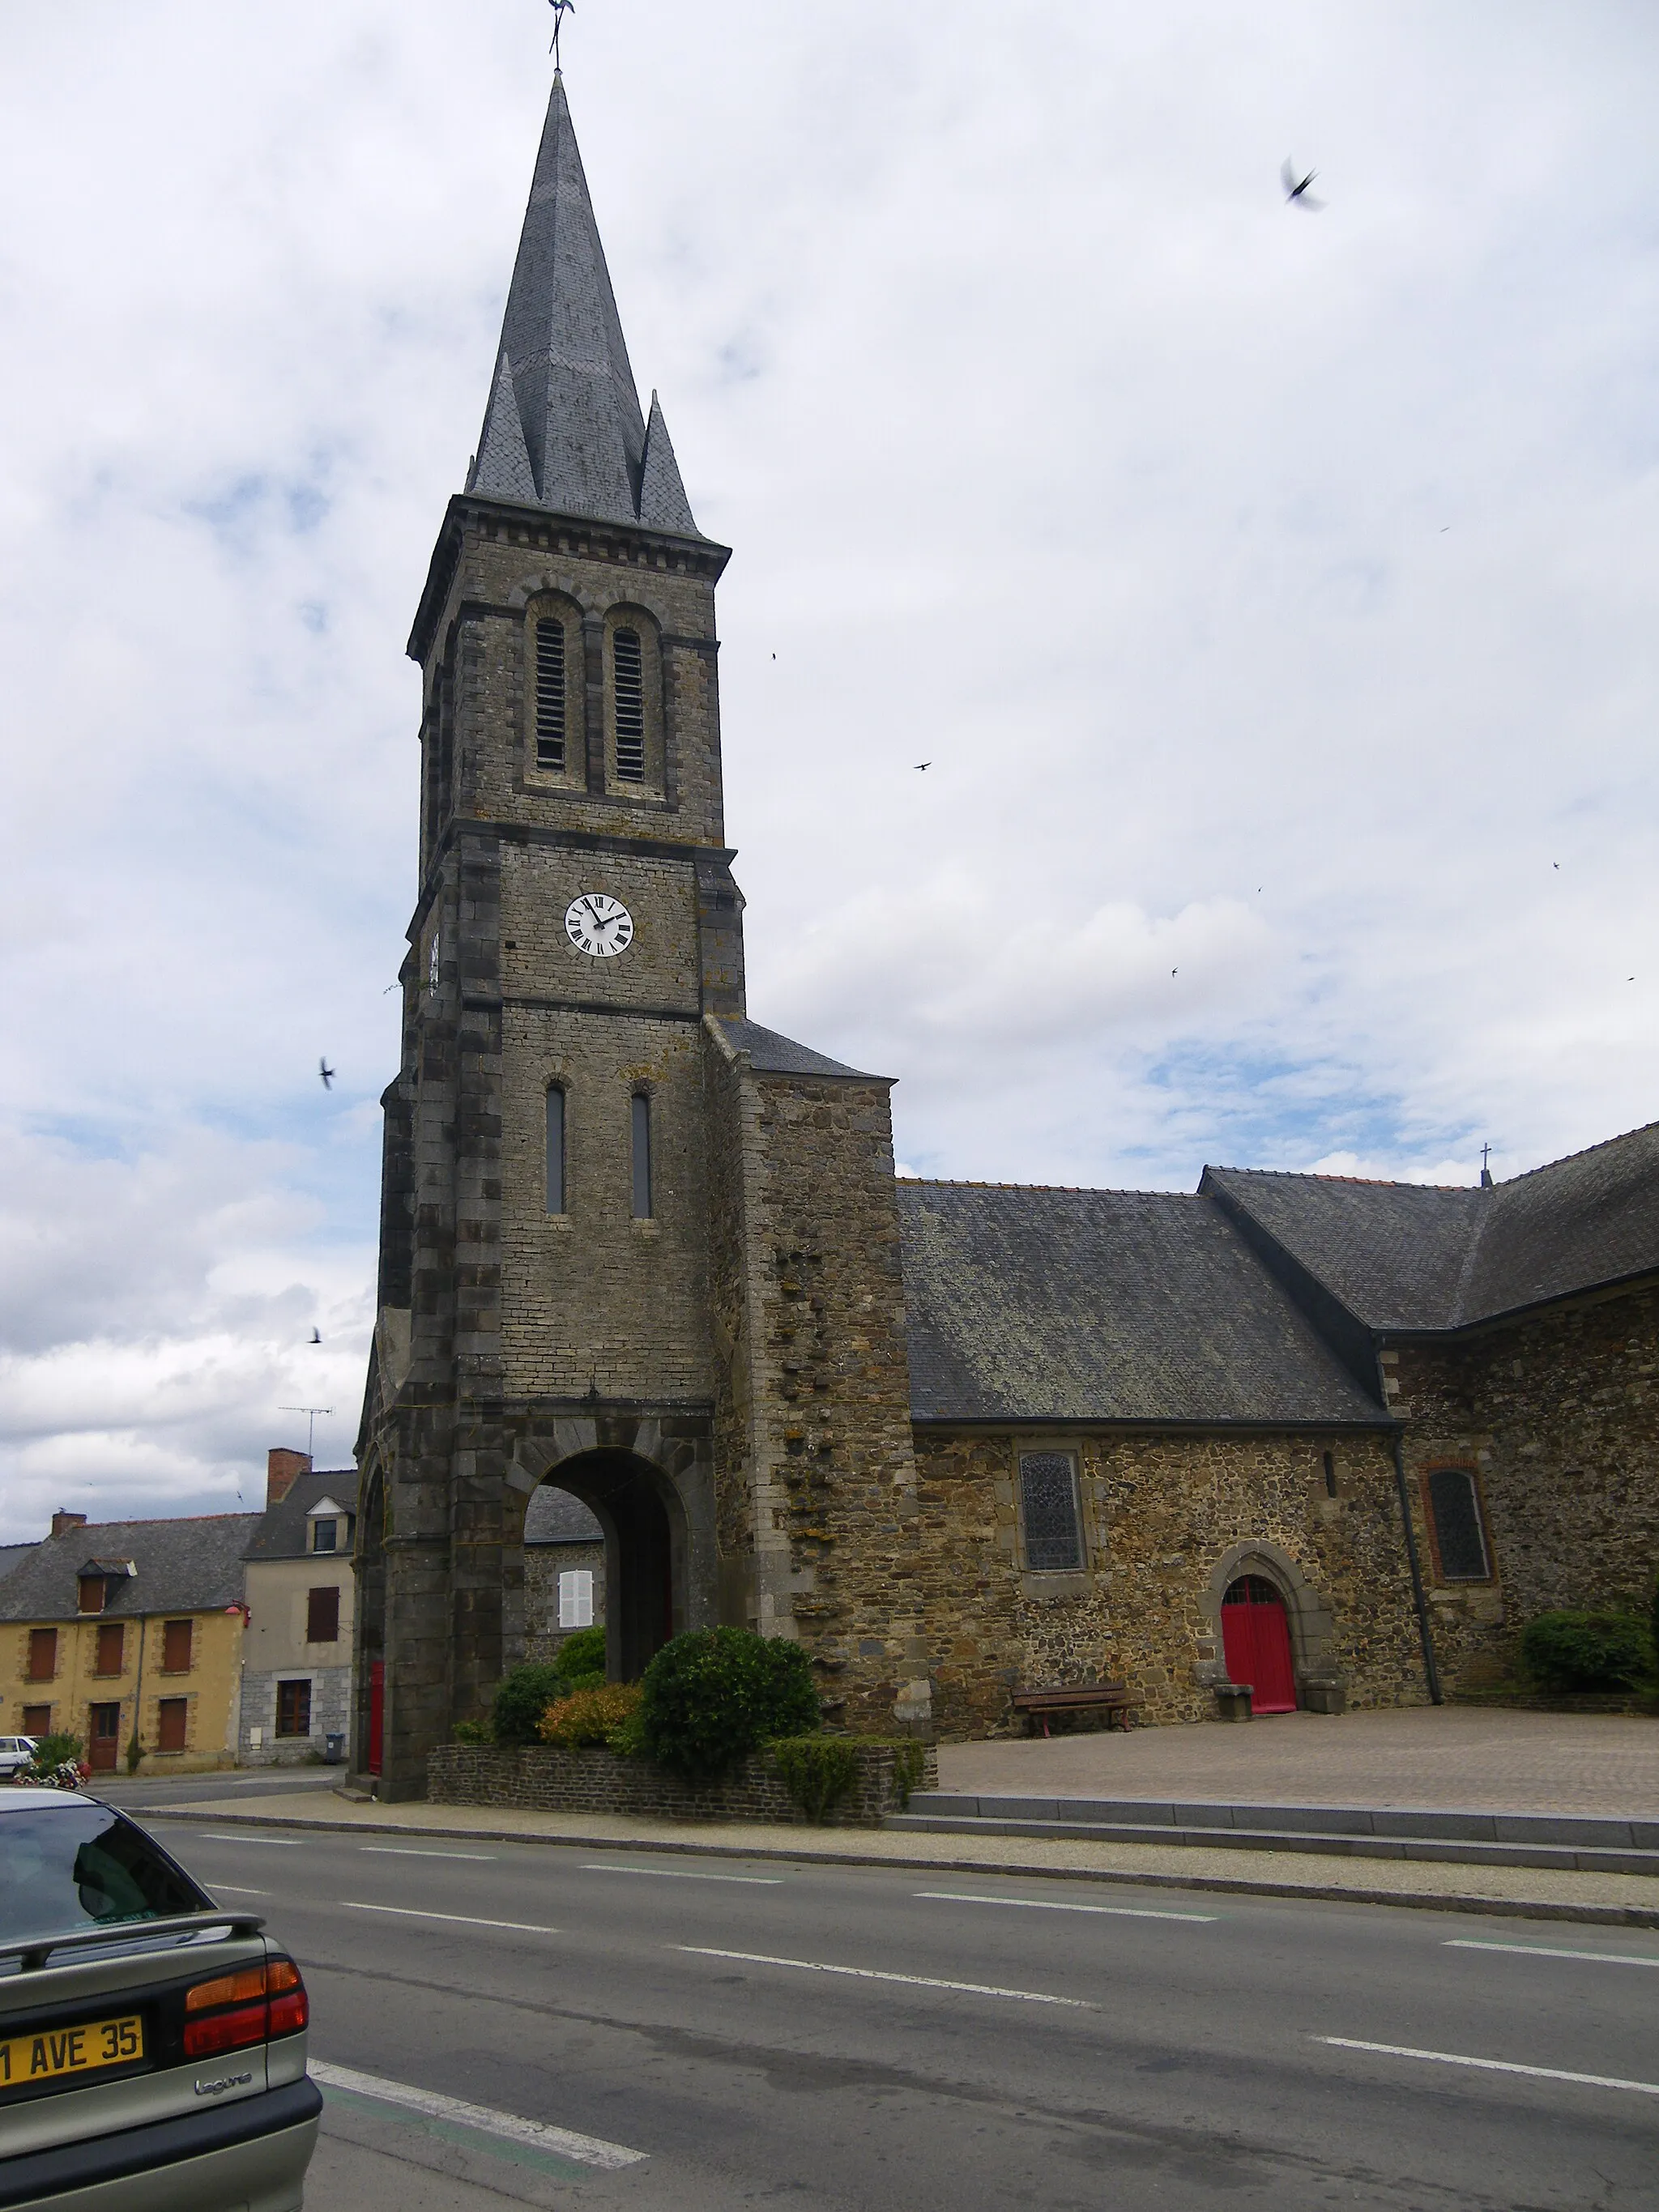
[{"xmin": 0, "ymin": 2014, "xmax": 143, "ymax": 2089}]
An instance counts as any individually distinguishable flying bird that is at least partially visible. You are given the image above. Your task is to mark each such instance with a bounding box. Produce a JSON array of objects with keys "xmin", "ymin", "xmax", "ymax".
[
  {"xmin": 1282, "ymin": 160, "xmax": 1324, "ymax": 211},
  {"xmin": 318, "ymin": 1059, "xmax": 335, "ymax": 1090},
  {"xmin": 915, "ymin": 761, "xmax": 931, "ymax": 772},
  {"xmin": 309, "ymin": 1328, "xmax": 322, "ymax": 1345},
  {"xmin": 1171, "ymin": 967, "xmax": 1178, "ymax": 977}
]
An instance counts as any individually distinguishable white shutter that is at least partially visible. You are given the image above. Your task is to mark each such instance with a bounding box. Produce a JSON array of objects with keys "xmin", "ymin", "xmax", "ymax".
[{"xmin": 558, "ymin": 1570, "xmax": 594, "ymax": 1629}]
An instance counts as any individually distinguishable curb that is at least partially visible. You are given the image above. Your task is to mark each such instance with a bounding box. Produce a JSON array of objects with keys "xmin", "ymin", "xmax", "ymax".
[{"xmin": 142, "ymin": 1805, "xmax": 1659, "ymax": 1930}]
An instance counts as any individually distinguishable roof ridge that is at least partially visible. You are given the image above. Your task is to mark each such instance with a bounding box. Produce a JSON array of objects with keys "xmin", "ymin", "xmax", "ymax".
[
  {"xmin": 1486, "ymin": 1116, "xmax": 1659, "ymax": 1191},
  {"xmin": 899, "ymin": 1177, "xmax": 1198, "ymax": 1198},
  {"xmin": 48, "ymin": 1511, "xmax": 261, "ymax": 1532},
  {"xmin": 1209, "ymin": 1164, "xmax": 1469, "ymax": 1191}
]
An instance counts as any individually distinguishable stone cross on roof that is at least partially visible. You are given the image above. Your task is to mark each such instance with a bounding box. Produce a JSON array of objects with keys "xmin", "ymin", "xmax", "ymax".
[{"xmin": 467, "ymin": 74, "xmax": 701, "ymax": 537}]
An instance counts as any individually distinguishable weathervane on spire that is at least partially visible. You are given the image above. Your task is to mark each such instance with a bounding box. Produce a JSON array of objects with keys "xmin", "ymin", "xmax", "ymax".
[{"xmin": 548, "ymin": 0, "xmax": 575, "ymax": 68}]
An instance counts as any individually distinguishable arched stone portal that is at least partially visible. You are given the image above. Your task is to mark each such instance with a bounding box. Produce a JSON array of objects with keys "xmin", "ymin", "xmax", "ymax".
[
  {"xmin": 1196, "ymin": 1541, "xmax": 1348, "ymax": 1714},
  {"xmin": 524, "ymin": 1453, "xmax": 681, "ymax": 1682}
]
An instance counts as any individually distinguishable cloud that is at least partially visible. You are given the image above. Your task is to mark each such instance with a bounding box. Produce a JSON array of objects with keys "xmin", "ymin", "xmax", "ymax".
[{"xmin": 2, "ymin": 2, "xmax": 1658, "ymax": 1527}]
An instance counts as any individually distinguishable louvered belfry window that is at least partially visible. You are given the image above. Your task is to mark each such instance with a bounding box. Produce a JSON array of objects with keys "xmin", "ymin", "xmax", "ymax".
[
  {"xmin": 1019, "ymin": 1452, "xmax": 1084, "ymax": 1571},
  {"xmin": 535, "ymin": 618, "xmax": 566, "ymax": 769},
  {"xmin": 612, "ymin": 628, "xmax": 646, "ymax": 782},
  {"xmin": 1427, "ymin": 1468, "xmax": 1491, "ymax": 1580}
]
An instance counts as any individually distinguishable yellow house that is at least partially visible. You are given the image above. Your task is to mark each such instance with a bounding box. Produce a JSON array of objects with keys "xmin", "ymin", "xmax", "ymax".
[{"xmin": 0, "ymin": 1510, "xmax": 259, "ymax": 1776}]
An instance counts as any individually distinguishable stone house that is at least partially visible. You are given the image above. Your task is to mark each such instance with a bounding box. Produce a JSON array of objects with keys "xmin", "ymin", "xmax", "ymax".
[
  {"xmin": 239, "ymin": 1451, "xmax": 359, "ymax": 1765},
  {"xmin": 350, "ymin": 72, "xmax": 1659, "ymax": 1792},
  {"xmin": 0, "ymin": 1511, "xmax": 256, "ymax": 1775},
  {"xmin": 522, "ymin": 1485, "xmax": 607, "ymax": 1666}
]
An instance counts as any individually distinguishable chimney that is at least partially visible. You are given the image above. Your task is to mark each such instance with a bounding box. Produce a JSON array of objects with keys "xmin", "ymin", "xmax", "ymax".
[
  {"xmin": 267, "ymin": 1448, "xmax": 312, "ymax": 1507},
  {"xmin": 50, "ymin": 1510, "xmax": 88, "ymax": 1539}
]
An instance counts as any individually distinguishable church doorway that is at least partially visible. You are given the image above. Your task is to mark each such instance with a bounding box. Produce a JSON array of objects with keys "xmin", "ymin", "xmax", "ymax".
[
  {"xmin": 1220, "ymin": 1575, "xmax": 1298, "ymax": 1714},
  {"xmin": 527, "ymin": 1452, "xmax": 680, "ymax": 1684}
]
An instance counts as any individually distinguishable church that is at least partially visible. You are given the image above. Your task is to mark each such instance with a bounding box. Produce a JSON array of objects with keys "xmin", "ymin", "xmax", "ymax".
[{"xmin": 352, "ymin": 75, "xmax": 1659, "ymax": 1797}]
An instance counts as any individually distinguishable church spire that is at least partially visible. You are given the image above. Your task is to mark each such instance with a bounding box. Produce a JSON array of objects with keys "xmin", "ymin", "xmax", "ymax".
[{"xmin": 467, "ymin": 75, "xmax": 701, "ymax": 536}]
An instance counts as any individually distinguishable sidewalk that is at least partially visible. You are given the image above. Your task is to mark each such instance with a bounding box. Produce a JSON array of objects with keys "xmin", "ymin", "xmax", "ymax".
[{"xmin": 150, "ymin": 1785, "xmax": 1659, "ymax": 1930}]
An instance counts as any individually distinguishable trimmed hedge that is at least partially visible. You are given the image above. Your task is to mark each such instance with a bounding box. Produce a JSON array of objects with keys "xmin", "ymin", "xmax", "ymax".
[
  {"xmin": 639, "ymin": 1628, "xmax": 821, "ymax": 1782},
  {"xmin": 554, "ymin": 1626, "xmax": 608, "ymax": 1695},
  {"xmin": 1520, "ymin": 1609, "xmax": 1650, "ymax": 1691},
  {"xmin": 492, "ymin": 1662, "xmax": 568, "ymax": 1745}
]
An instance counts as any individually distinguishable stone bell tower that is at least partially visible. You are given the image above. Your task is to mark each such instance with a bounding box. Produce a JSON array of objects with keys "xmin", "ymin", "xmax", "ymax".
[{"xmin": 354, "ymin": 73, "xmax": 922, "ymax": 1798}]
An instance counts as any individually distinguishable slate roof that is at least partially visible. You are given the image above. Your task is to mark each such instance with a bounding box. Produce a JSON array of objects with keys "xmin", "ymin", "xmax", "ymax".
[
  {"xmin": 1205, "ymin": 1119, "xmax": 1659, "ymax": 1332},
  {"xmin": 714, "ymin": 1018, "xmax": 879, "ymax": 1081},
  {"xmin": 898, "ymin": 1183, "xmax": 1385, "ymax": 1426},
  {"xmin": 0, "ymin": 1545, "xmax": 38, "ymax": 1588},
  {"xmin": 244, "ymin": 1471, "xmax": 360, "ymax": 1563},
  {"xmin": 0, "ymin": 1516, "xmax": 262, "ymax": 1623},
  {"xmin": 467, "ymin": 75, "xmax": 702, "ymax": 537},
  {"xmin": 523, "ymin": 1488, "xmax": 604, "ymax": 1545}
]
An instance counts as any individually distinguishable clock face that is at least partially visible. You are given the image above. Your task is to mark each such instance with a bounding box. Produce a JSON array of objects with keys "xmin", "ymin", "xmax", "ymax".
[{"xmin": 565, "ymin": 893, "xmax": 634, "ymax": 959}]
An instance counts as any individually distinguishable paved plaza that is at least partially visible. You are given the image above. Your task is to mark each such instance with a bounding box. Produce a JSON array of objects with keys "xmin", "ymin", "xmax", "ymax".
[{"xmin": 936, "ymin": 1703, "xmax": 1658, "ymax": 1815}]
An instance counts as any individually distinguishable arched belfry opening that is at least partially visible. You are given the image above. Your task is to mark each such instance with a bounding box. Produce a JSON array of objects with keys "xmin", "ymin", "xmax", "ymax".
[{"xmin": 524, "ymin": 1452, "xmax": 684, "ymax": 1683}]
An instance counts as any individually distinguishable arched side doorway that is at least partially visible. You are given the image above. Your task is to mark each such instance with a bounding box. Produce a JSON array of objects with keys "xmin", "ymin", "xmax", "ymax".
[
  {"xmin": 1220, "ymin": 1575, "xmax": 1298, "ymax": 1714},
  {"xmin": 522, "ymin": 1451, "xmax": 682, "ymax": 1683}
]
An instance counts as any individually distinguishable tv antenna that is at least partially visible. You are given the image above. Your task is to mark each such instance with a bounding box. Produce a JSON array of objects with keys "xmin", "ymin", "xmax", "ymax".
[
  {"xmin": 280, "ymin": 1405, "xmax": 334, "ymax": 1458},
  {"xmin": 548, "ymin": 0, "xmax": 575, "ymax": 66}
]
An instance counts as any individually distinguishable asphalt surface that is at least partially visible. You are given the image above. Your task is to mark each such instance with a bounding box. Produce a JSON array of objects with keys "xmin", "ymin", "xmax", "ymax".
[{"xmin": 127, "ymin": 1806, "xmax": 1659, "ymax": 2211}]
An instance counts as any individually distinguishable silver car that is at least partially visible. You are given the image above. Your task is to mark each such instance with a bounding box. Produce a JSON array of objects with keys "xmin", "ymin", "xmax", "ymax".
[
  {"xmin": 0, "ymin": 1740, "xmax": 36, "ymax": 1782},
  {"xmin": 0, "ymin": 1788, "xmax": 320, "ymax": 2209}
]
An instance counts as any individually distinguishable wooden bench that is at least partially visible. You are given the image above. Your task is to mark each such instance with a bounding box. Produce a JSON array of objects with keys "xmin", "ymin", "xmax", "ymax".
[{"xmin": 1011, "ymin": 1683, "xmax": 1136, "ymax": 1737}]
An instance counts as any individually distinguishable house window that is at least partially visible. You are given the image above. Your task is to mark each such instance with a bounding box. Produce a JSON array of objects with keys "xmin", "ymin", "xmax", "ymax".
[
  {"xmin": 558, "ymin": 1570, "xmax": 595, "ymax": 1630},
  {"xmin": 95, "ymin": 1623, "xmax": 126, "ymax": 1677},
  {"xmin": 156, "ymin": 1698, "xmax": 188, "ymax": 1754},
  {"xmin": 161, "ymin": 1619, "xmax": 193, "ymax": 1673},
  {"xmin": 1427, "ymin": 1468, "xmax": 1491, "ymax": 1581},
  {"xmin": 22, "ymin": 1704, "xmax": 51, "ymax": 1737},
  {"xmin": 546, "ymin": 1087, "xmax": 565, "ymax": 1216},
  {"xmin": 78, "ymin": 1575, "xmax": 107, "ymax": 1615},
  {"xmin": 307, "ymin": 1586, "xmax": 340, "ymax": 1644},
  {"xmin": 535, "ymin": 616, "xmax": 566, "ymax": 769},
  {"xmin": 312, "ymin": 1519, "xmax": 338, "ymax": 1554},
  {"xmin": 27, "ymin": 1628, "xmax": 57, "ymax": 1681},
  {"xmin": 612, "ymin": 628, "xmax": 646, "ymax": 781},
  {"xmin": 275, "ymin": 1680, "xmax": 313, "ymax": 1737},
  {"xmin": 1019, "ymin": 1452, "xmax": 1084, "ymax": 1571},
  {"xmin": 631, "ymin": 1093, "xmax": 653, "ymax": 1219}
]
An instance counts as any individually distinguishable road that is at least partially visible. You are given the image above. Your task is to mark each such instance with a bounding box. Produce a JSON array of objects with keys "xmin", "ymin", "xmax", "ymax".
[{"xmin": 119, "ymin": 1795, "xmax": 1659, "ymax": 2211}]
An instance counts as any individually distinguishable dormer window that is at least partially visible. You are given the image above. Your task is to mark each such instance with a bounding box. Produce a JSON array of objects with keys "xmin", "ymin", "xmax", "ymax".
[
  {"xmin": 78, "ymin": 1575, "xmax": 108, "ymax": 1616},
  {"xmin": 307, "ymin": 1497, "xmax": 348, "ymax": 1554}
]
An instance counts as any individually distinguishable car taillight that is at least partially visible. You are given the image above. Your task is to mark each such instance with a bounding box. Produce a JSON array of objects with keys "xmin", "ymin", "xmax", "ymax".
[{"xmin": 182, "ymin": 1958, "xmax": 309, "ymax": 2056}]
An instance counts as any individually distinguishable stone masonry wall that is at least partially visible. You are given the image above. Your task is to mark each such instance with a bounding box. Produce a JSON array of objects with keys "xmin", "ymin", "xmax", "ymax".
[
  {"xmin": 428, "ymin": 1740, "xmax": 937, "ymax": 1827},
  {"xmin": 911, "ymin": 1427, "xmax": 1427, "ymax": 1735},
  {"xmin": 523, "ymin": 1540, "xmax": 607, "ymax": 1665},
  {"xmin": 1387, "ymin": 1281, "xmax": 1659, "ymax": 1693}
]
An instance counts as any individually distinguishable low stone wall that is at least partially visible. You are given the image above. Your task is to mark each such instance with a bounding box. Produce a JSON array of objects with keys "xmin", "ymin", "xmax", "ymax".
[{"xmin": 428, "ymin": 1741, "xmax": 938, "ymax": 1826}]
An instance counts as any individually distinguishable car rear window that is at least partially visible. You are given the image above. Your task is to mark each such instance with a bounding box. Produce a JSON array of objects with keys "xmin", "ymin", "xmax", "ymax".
[{"xmin": 0, "ymin": 1805, "xmax": 209, "ymax": 1946}]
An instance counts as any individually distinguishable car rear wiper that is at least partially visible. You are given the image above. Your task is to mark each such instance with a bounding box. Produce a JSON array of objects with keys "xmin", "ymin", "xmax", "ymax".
[{"xmin": 0, "ymin": 1910, "xmax": 265, "ymax": 1975}]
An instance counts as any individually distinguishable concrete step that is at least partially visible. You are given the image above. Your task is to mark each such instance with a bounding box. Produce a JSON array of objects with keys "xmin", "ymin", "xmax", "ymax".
[{"xmin": 883, "ymin": 1793, "xmax": 1659, "ymax": 1877}]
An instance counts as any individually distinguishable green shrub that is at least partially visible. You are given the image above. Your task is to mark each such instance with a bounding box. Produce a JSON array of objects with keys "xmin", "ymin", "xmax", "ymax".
[
  {"xmin": 538, "ymin": 1681, "xmax": 642, "ymax": 1749},
  {"xmin": 552, "ymin": 1626, "xmax": 607, "ymax": 1694},
  {"xmin": 772, "ymin": 1736, "xmax": 859, "ymax": 1822},
  {"xmin": 451, "ymin": 1718, "xmax": 493, "ymax": 1745},
  {"xmin": 1520, "ymin": 1609, "xmax": 1650, "ymax": 1691},
  {"xmin": 492, "ymin": 1662, "xmax": 567, "ymax": 1745},
  {"xmin": 638, "ymin": 1627, "xmax": 821, "ymax": 1782},
  {"xmin": 22, "ymin": 1733, "xmax": 84, "ymax": 1781}
]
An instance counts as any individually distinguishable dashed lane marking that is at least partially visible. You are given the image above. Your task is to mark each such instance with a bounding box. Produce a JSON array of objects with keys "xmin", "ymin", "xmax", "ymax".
[
  {"xmin": 210, "ymin": 1886, "xmax": 268, "ymax": 1897},
  {"xmin": 309, "ymin": 2060, "xmax": 646, "ymax": 2172},
  {"xmin": 360, "ymin": 1847, "xmax": 500, "ymax": 1860},
  {"xmin": 339, "ymin": 1902, "xmax": 561, "ymax": 1934},
  {"xmin": 1445, "ymin": 1938, "xmax": 1659, "ymax": 1970},
  {"xmin": 196, "ymin": 1833, "xmax": 303, "ymax": 1846},
  {"xmin": 916, "ymin": 1890, "xmax": 1216, "ymax": 1923},
  {"xmin": 1316, "ymin": 2037, "xmax": 1659, "ymax": 2098},
  {"xmin": 678, "ymin": 1945, "xmax": 1095, "ymax": 2008},
  {"xmin": 583, "ymin": 1863, "xmax": 783, "ymax": 1884}
]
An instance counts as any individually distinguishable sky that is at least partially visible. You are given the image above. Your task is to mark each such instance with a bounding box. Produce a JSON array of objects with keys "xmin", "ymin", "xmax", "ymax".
[{"xmin": 2, "ymin": 2, "xmax": 1657, "ymax": 1536}]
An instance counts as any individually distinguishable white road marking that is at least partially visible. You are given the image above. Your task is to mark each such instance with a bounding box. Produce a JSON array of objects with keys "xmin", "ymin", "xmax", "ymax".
[
  {"xmin": 360, "ymin": 1847, "xmax": 500, "ymax": 1861},
  {"xmin": 1446, "ymin": 1938, "xmax": 1659, "ymax": 1970},
  {"xmin": 916, "ymin": 1890, "xmax": 1215, "ymax": 1923},
  {"xmin": 196, "ymin": 1833, "xmax": 303, "ymax": 1846},
  {"xmin": 1316, "ymin": 2037, "xmax": 1659, "ymax": 2098},
  {"xmin": 210, "ymin": 1885, "xmax": 268, "ymax": 1897},
  {"xmin": 679, "ymin": 1945, "xmax": 1094, "ymax": 2008},
  {"xmin": 340, "ymin": 1902, "xmax": 560, "ymax": 1935},
  {"xmin": 309, "ymin": 2060, "xmax": 646, "ymax": 2170},
  {"xmin": 583, "ymin": 1862, "xmax": 783, "ymax": 1884}
]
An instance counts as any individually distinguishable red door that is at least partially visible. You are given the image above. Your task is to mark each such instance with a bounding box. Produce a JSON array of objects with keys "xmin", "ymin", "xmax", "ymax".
[
  {"xmin": 368, "ymin": 1662, "xmax": 384, "ymax": 1776},
  {"xmin": 88, "ymin": 1702, "xmax": 122, "ymax": 1771},
  {"xmin": 1220, "ymin": 1577, "xmax": 1298, "ymax": 1713}
]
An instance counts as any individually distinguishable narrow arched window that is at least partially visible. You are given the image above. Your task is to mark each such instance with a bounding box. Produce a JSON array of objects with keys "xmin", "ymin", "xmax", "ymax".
[
  {"xmin": 535, "ymin": 617, "xmax": 566, "ymax": 770},
  {"xmin": 1018, "ymin": 1451, "xmax": 1083, "ymax": 1571},
  {"xmin": 631, "ymin": 1092, "xmax": 652, "ymax": 1218},
  {"xmin": 1427, "ymin": 1468, "xmax": 1491, "ymax": 1580},
  {"xmin": 545, "ymin": 1087, "xmax": 565, "ymax": 1216},
  {"xmin": 612, "ymin": 628, "xmax": 646, "ymax": 782}
]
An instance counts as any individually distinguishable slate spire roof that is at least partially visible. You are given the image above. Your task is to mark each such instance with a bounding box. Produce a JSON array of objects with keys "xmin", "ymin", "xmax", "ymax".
[{"xmin": 467, "ymin": 75, "xmax": 701, "ymax": 536}]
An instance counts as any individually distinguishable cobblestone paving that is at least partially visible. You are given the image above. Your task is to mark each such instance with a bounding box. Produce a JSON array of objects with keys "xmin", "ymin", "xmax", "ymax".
[{"xmin": 936, "ymin": 1704, "xmax": 1659, "ymax": 1813}]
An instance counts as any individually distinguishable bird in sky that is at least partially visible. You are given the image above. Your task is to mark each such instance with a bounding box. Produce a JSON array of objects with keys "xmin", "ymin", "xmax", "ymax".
[
  {"xmin": 309, "ymin": 1328, "xmax": 322, "ymax": 1345},
  {"xmin": 1282, "ymin": 160, "xmax": 1324, "ymax": 210},
  {"xmin": 915, "ymin": 761, "xmax": 932, "ymax": 771},
  {"xmin": 318, "ymin": 1059, "xmax": 335, "ymax": 1090},
  {"xmin": 1171, "ymin": 967, "xmax": 1178, "ymax": 977}
]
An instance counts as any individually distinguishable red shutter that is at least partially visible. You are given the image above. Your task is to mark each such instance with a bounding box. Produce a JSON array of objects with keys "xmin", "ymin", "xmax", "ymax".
[
  {"xmin": 96, "ymin": 1623, "xmax": 126, "ymax": 1677},
  {"xmin": 306, "ymin": 1587, "xmax": 340, "ymax": 1643},
  {"xmin": 156, "ymin": 1698, "xmax": 188, "ymax": 1752},
  {"xmin": 162, "ymin": 1619, "xmax": 193, "ymax": 1673}
]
